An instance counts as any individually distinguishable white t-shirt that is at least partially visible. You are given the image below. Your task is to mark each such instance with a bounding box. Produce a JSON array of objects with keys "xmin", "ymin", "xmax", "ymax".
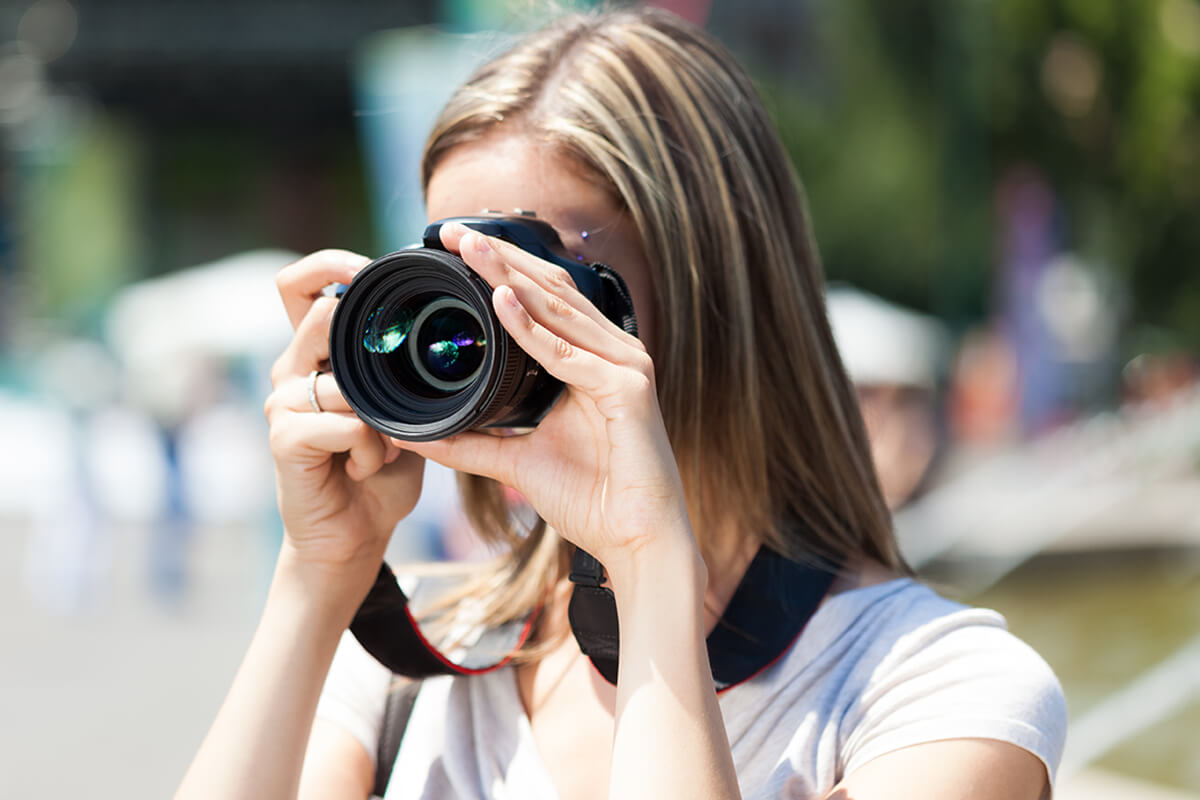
[{"xmin": 316, "ymin": 578, "xmax": 1067, "ymax": 799}]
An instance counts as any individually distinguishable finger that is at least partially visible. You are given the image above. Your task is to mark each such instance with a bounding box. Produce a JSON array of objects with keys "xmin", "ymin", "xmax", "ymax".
[
  {"xmin": 271, "ymin": 295, "xmax": 338, "ymax": 384},
  {"xmin": 493, "ymin": 285, "xmax": 653, "ymax": 413},
  {"xmin": 383, "ymin": 438, "xmax": 402, "ymax": 465},
  {"xmin": 453, "ymin": 231, "xmax": 643, "ymax": 368},
  {"xmin": 265, "ymin": 371, "xmax": 353, "ymax": 416},
  {"xmin": 436, "ymin": 219, "xmax": 472, "ymax": 255},
  {"xmin": 276, "ymin": 249, "xmax": 370, "ymax": 330},
  {"xmin": 272, "ymin": 411, "xmax": 387, "ymax": 481},
  {"xmin": 393, "ymin": 429, "xmax": 517, "ymax": 486},
  {"xmin": 452, "ymin": 226, "xmax": 643, "ymax": 351}
]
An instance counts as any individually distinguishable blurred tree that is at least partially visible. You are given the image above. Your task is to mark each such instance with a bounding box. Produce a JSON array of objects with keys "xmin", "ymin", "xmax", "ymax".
[{"xmin": 748, "ymin": 0, "xmax": 1200, "ymax": 354}]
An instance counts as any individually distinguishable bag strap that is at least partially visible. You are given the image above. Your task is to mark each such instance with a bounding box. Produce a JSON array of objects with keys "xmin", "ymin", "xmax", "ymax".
[{"xmin": 372, "ymin": 678, "xmax": 422, "ymax": 798}]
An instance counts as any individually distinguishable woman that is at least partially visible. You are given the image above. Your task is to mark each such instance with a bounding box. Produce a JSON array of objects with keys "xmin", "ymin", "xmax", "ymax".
[{"xmin": 178, "ymin": 8, "xmax": 1065, "ymax": 799}]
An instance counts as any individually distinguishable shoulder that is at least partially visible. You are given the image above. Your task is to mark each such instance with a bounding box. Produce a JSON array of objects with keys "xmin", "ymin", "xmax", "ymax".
[
  {"xmin": 724, "ymin": 578, "xmax": 1065, "ymax": 795},
  {"xmin": 821, "ymin": 579, "xmax": 1067, "ymax": 786}
]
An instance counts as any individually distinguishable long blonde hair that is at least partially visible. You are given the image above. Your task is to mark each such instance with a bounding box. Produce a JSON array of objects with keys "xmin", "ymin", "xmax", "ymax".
[{"xmin": 418, "ymin": 7, "xmax": 906, "ymax": 643}]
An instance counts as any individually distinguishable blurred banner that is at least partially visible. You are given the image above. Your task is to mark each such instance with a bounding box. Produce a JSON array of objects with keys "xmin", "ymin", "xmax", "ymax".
[{"xmin": 353, "ymin": 27, "xmax": 495, "ymax": 251}]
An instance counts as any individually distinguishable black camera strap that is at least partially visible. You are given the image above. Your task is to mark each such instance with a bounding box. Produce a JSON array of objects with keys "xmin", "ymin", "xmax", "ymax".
[
  {"xmin": 566, "ymin": 544, "xmax": 839, "ymax": 689},
  {"xmin": 350, "ymin": 542, "xmax": 837, "ymax": 692}
]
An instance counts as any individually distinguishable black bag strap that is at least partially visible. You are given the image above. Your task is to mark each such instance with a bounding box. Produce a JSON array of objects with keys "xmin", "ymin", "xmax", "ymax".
[{"xmin": 372, "ymin": 678, "xmax": 422, "ymax": 798}]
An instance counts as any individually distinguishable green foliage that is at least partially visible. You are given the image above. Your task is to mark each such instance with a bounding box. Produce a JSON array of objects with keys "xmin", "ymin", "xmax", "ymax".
[{"xmin": 755, "ymin": 0, "xmax": 1200, "ymax": 348}]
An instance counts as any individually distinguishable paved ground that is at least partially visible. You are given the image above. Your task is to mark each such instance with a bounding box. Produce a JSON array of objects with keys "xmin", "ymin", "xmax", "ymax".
[{"xmin": 0, "ymin": 518, "xmax": 269, "ymax": 799}]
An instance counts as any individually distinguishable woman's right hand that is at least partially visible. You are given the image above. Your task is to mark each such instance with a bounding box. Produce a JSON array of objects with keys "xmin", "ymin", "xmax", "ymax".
[{"xmin": 265, "ymin": 250, "xmax": 425, "ymax": 587}]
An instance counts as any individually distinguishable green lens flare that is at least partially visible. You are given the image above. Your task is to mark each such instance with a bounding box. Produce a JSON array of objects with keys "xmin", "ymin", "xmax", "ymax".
[
  {"xmin": 363, "ymin": 307, "xmax": 413, "ymax": 354},
  {"xmin": 428, "ymin": 339, "xmax": 459, "ymax": 366}
]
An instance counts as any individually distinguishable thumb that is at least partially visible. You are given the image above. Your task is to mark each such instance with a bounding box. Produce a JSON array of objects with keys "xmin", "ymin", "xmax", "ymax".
[{"xmin": 393, "ymin": 431, "xmax": 518, "ymax": 486}]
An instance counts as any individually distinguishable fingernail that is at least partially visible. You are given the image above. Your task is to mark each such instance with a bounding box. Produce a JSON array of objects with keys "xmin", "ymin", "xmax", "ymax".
[
  {"xmin": 501, "ymin": 285, "xmax": 520, "ymax": 308},
  {"xmin": 472, "ymin": 232, "xmax": 491, "ymax": 255}
]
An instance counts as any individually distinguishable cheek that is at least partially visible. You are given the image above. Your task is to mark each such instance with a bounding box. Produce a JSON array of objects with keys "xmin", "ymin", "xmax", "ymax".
[{"xmin": 628, "ymin": 273, "xmax": 658, "ymax": 357}]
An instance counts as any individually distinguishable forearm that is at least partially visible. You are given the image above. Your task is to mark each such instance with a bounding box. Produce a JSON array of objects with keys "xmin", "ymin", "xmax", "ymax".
[
  {"xmin": 606, "ymin": 539, "xmax": 742, "ymax": 800},
  {"xmin": 176, "ymin": 545, "xmax": 374, "ymax": 800}
]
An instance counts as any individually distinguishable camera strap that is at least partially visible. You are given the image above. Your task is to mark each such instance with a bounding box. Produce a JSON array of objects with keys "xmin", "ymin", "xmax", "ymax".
[
  {"xmin": 350, "ymin": 542, "xmax": 837, "ymax": 692},
  {"xmin": 566, "ymin": 544, "xmax": 838, "ymax": 689}
]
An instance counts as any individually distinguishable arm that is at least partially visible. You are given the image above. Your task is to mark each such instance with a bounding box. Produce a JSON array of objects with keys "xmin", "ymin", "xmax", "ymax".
[
  {"xmin": 297, "ymin": 720, "xmax": 375, "ymax": 800},
  {"xmin": 829, "ymin": 738, "xmax": 1050, "ymax": 800},
  {"xmin": 176, "ymin": 250, "xmax": 422, "ymax": 800},
  {"xmin": 606, "ymin": 542, "xmax": 741, "ymax": 800}
]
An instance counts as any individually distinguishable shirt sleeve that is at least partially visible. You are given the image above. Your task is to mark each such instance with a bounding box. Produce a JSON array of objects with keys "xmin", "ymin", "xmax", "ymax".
[
  {"xmin": 840, "ymin": 608, "xmax": 1068, "ymax": 786},
  {"xmin": 315, "ymin": 630, "xmax": 394, "ymax": 763}
]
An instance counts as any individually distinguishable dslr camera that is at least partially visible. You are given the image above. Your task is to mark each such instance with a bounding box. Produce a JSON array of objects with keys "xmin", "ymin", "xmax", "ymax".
[{"xmin": 328, "ymin": 214, "xmax": 638, "ymax": 441}]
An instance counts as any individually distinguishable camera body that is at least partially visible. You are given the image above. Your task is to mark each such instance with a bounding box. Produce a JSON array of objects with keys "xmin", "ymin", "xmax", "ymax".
[{"xmin": 328, "ymin": 214, "xmax": 637, "ymax": 441}]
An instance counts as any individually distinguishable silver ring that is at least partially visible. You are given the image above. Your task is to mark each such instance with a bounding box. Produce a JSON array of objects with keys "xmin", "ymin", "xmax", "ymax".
[{"xmin": 306, "ymin": 370, "xmax": 324, "ymax": 414}]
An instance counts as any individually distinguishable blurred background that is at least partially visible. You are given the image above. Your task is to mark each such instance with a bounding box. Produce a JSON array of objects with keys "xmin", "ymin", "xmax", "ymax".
[{"xmin": 1, "ymin": 0, "xmax": 1198, "ymax": 797}]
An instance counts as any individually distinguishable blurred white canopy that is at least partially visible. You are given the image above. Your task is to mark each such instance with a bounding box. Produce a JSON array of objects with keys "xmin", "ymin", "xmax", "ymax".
[
  {"xmin": 104, "ymin": 249, "xmax": 297, "ymax": 420},
  {"xmin": 826, "ymin": 285, "xmax": 950, "ymax": 390},
  {"xmin": 105, "ymin": 249, "xmax": 297, "ymax": 369}
]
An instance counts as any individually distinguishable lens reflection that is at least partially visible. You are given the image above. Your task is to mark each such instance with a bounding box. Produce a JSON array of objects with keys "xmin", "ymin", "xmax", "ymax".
[
  {"xmin": 417, "ymin": 306, "xmax": 486, "ymax": 385},
  {"xmin": 362, "ymin": 306, "xmax": 413, "ymax": 355}
]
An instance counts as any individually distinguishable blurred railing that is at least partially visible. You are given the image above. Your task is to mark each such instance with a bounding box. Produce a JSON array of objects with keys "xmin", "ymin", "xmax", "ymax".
[{"xmin": 896, "ymin": 384, "xmax": 1200, "ymax": 780}]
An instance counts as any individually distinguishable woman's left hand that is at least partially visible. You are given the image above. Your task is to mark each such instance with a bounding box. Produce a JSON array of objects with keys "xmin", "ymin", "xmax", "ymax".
[{"xmin": 395, "ymin": 223, "xmax": 697, "ymax": 576}]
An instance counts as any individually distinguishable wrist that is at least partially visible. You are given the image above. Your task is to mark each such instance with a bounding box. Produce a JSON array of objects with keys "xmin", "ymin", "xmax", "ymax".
[
  {"xmin": 273, "ymin": 540, "xmax": 381, "ymax": 626},
  {"xmin": 605, "ymin": 531, "xmax": 707, "ymax": 617}
]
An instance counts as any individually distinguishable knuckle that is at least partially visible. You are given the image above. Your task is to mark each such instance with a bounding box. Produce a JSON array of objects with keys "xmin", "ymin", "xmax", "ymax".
[
  {"xmin": 311, "ymin": 294, "xmax": 338, "ymax": 315},
  {"xmin": 353, "ymin": 422, "xmax": 374, "ymax": 447},
  {"xmin": 545, "ymin": 295, "xmax": 573, "ymax": 319},
  {"xmin": 276, "ymin": 256, "xmax": 305, "ymax": 283},
  {"xmin": 267, "ymin": 422, "xmax": 289, "ymax": 454},
  {"xmin": 625, "ymin": 370, "xmax": 654, "ymax": 398},
  {"xmin": 545, "ymin": 266, "xmax": 575, "ymax": 291},
  {"xmin": 632, "ymin": 351, "xmax": 655, "ymax": 379},
  {"xmin": 553, "ymin": 336, "xmax": 574, "ymax": 360}
]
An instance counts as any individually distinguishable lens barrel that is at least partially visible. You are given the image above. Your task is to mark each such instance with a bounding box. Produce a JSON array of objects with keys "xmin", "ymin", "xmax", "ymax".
[{"xmin": 329, "ymin": 246, "xmax": 562, "ymax": 441}]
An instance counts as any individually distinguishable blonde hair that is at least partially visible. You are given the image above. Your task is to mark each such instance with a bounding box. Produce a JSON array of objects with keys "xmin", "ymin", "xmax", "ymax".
[{"xmin": 418, "ymin": 7, "xmax": 906, "ymax": 646}]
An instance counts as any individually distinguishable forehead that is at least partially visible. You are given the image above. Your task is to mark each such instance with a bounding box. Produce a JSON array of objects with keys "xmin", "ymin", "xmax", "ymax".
[
  {"xmin": 424, "ymin": 133, "xmax": 619, "ymax": 234},
  {"xmin": 424, "ymin": 130, "xmax": 657, "ymax": 351}
]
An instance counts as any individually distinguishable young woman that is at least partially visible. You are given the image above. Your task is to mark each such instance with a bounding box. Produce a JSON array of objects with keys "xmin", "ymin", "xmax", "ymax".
[{"xmin": 178, "ymin": 8, "xmax": 1065, "ymax": 800}]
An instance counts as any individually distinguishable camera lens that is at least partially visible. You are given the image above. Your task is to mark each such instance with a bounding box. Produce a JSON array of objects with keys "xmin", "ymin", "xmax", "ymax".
[
  {"xmin": 409, "ymin": 298, "xmax": 486, "ymax": 392},
  {"xmin": 329, "ymin": 247, "xmax": 564, "ymax": 441}
]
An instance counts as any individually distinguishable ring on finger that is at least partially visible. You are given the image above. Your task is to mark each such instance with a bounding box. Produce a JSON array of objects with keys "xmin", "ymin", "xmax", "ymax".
[{"xmin": 306, "ymin": 369, "xmax": 324, "ymax": 414}]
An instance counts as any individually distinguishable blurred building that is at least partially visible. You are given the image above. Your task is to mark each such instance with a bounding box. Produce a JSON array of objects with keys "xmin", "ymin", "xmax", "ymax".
[{"xmin": 0, "ymin": 0, "xmax": 437, "ymax": 331}]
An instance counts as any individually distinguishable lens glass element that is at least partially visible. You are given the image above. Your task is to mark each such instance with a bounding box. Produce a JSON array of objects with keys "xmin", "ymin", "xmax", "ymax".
[
  {"xmin": 403, "ymin": 296, "xmax": 487, "ymax": 393},
  {"xmin": 416, "ymin": 305, "xmax": 486, "ymax": 384}
]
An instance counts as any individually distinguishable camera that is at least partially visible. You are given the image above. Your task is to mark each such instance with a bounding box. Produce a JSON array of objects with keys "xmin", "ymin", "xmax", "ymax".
[{"xmin": 328, "ymin": 214, "xmax": 638, "ymax": 441}]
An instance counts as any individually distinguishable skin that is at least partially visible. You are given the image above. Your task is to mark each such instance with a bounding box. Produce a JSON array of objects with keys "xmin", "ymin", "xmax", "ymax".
[{"xmin": 175, "ymin": 132, "xmax": 1051, "ymax": 800}]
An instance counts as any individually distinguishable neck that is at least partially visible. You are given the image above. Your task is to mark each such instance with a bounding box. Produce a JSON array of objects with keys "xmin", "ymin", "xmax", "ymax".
[{"xmin": 694, "ymin": 516, "xmax": 760, "ymax": 635}]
